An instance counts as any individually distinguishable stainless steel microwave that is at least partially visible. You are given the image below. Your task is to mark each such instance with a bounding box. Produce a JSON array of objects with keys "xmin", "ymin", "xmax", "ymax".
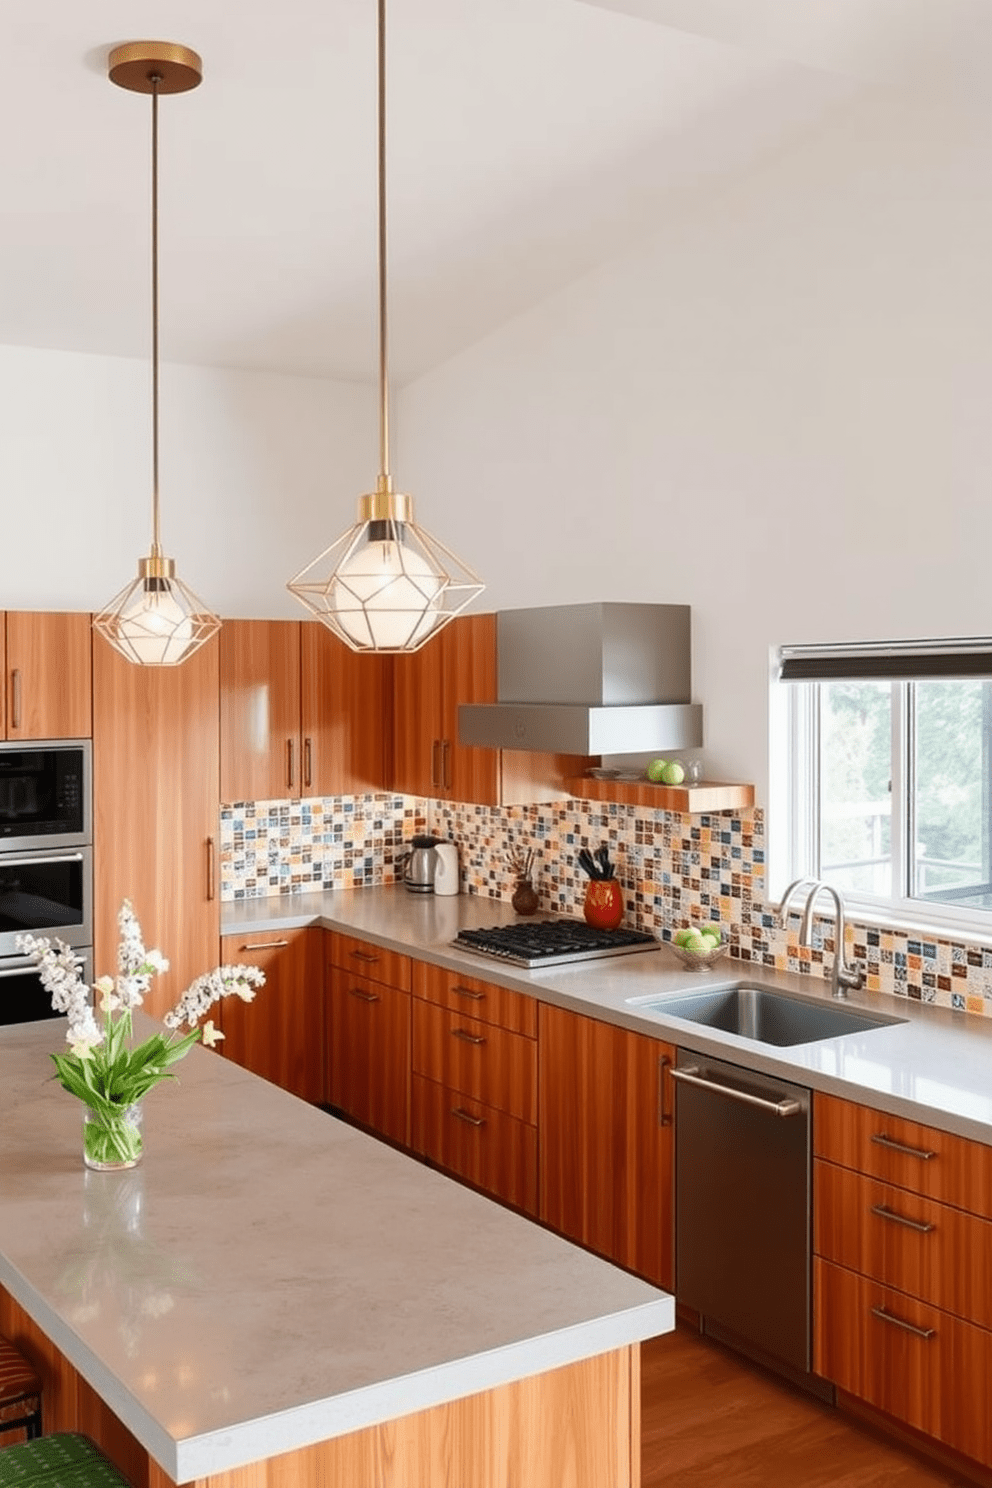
[{"xmin": 0, "ymin": 740, "xmax": 91, "ymax": 852}]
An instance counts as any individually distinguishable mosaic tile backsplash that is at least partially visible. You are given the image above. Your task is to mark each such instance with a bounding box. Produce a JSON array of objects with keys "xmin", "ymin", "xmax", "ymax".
[{"xmin": 221, "ymin": 790, "xmax": 992, "ymax": 1018}]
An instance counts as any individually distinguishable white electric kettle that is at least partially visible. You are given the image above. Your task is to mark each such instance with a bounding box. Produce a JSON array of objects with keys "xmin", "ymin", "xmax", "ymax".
[{"xmin": 433, "ymin": 842, "xmax": 460, "ymax": 896}]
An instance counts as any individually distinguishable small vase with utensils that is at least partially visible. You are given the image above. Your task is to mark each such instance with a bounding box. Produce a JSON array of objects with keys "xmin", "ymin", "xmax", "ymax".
[{"xmin": 508, "ymin": 846, "xmax": 540, "ymax": 915}]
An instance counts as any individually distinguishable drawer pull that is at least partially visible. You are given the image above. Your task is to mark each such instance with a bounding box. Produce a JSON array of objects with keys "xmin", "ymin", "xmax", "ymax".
[
  {"xmin": 870, "ymin": 1305, "xmax": 936, "ymax": 1341},
  {"xmin": 870, "ymin": 1204, "xmax": 935, "ymax": 1235},
  {"xmin": 238, "ymin": 939, "xmax": 289, "ymax": 952},
  {"xmin": 452, "ymin": 1028, "xmax": 487, "ymax": 1046},
  {"xmin": 348, "ymin": 986, "xmax": 380, "ymax": 1003},
  {"xmin": 452, "ymin": 984, "xmax": 485, "ymax": 1001},
  {"xmin": 349, "ymin": 949, "xmax": 380, "ymax": 964},
  {"xmin": 871, "ymin": 1132, "xmax": 937, "ymax": 1161},
  {"xmin": 451, "ymin": 1107, "xmax": 486, "ymax": 1129}
]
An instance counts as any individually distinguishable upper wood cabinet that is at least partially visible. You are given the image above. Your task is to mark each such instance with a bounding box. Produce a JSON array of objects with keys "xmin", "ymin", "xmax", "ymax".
[
  {"xmin": 392, "ymin": 613, "xmax": 499, "ymax": 803},
  {"xmin": 218, "ymin": 926, "xmax": 324, "ymax": 1104},
  {"xmin": 539, "ymin": 1003, "xmax": 675, "ymax": 1291},
  {"xmin": 1, "ymin": 611, "xmax": 92, "ymax": 739},
  {"xmin": 220, "ymin": 619, "xmax": 389, "ymax": 803},
  {"xmin": 92, "ymin": 632, "xmax": 220, "ymax": 1020}
]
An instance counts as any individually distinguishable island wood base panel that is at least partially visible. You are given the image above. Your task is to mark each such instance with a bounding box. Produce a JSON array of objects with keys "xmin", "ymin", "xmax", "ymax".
[{"xmin": 1, "ymin": 1285, "xmax": 640, "ymax": 1488}]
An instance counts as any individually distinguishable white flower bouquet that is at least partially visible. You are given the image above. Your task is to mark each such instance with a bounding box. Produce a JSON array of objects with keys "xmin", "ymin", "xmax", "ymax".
[{"xmin": 18, "ymin": 900, "xmax": 265, "ymax": 1168}]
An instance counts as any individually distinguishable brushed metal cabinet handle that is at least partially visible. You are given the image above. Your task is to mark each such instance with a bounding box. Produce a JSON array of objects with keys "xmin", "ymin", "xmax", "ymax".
[
  {"xmin": 871, "ymin": 1132, "xmax": 937, "ymax": 1161},
  {"xmin": 669, "ymin": 1065, "xmax": 802, "ymax": 1118},
  {"xmin": 304, "ymin": 736, "xmax": 313, "ymax": 790},
  {"xmin": 431, "ymin": 739, "xmax": 441, "ymax": 789},
  {"xmin": 659, "ymin": 1054, "xmax": 673, "ymax": 1127},
  {"xmin": 452, "ymin": 1027, "xmax": 487, "ymax": 1046},
  {"xmin": 871, "ymin": 1305, "xmax": 936, "ymax": 1341},
  {"xmin": 238, "ymin": 939, "xmax": 290, "ymax": 952},
  {"xmin": 348, "ymin": 986, "xmax": 380, "ymax": 1003},
  {"xmin": 870, "ymin": 1204, "xmax": 936, "ymax": 1235},
  {"xmin": 286, "ymin": 738, "xmax": 295, "ymax": 791},
  {"xmin": 206, "ymin": 836, "xmax": 216, "ymax": 901},
  {"xmin": 441, "ymin": 738, "xmax": 452, "ymax": 791},
  {"xmin": 349, "ymin": 949, "xmax": 380, "ymax": 964},
  {"xmin": 452, "ymin": 984, "xmax": 485, "ymax": 1001},
  {"xmin": 10, "ymin": 669, "xmax": 21, "ymax": 731},
  {"xmin": 451, "ymin": 1107, "xmax": 486, "ymax": 1129}
]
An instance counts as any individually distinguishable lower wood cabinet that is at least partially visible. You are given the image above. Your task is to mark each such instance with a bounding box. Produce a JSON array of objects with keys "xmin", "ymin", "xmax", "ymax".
[
  {"xmin": 326, "ymin": 931, "xmax": 411, "ymax": 1147},
  {"xmin": 218, "ymin": 927, "xmax": 324, "ymax": 1104},
  {"xmin": 538, "ymin": 1003, "xmax": 675, "ymax": 1291}
]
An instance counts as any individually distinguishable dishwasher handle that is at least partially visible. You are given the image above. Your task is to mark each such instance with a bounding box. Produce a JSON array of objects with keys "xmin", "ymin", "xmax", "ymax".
[{"xmin": 669, "ymin": 1064, "xmax": 803, "ymax": 1118}]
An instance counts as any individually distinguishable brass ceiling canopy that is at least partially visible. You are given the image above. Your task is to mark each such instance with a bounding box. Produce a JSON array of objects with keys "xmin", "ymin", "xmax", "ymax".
[
  {"xmin": 93, "ymin": 41, "xmax": 220, "ymax": 668},
  {"xmin": 108, "ymin": 42, "xmax": 202, "ymax": 96}
]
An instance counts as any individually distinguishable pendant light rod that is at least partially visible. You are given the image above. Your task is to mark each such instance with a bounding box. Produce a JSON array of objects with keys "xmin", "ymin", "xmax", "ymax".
[
  {"xmin": 377, "ymin": 0, "xmax": 390, "ymax": 485},
  {"xmin": 150, "ymin": 78, "xmax": 162, "ymax": 555}
]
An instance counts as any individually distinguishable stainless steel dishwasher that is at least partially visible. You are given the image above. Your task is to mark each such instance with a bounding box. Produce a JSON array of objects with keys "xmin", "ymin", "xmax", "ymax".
[{"xmin": 672, "ymin": 1049, "xmax": 813, "ymax": 1376}]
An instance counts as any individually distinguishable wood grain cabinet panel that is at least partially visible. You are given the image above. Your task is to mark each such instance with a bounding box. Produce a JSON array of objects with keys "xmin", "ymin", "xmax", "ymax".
[
  {"xmin": 392, "ymin": 613, "xmax": 498, "ymax": 804},
  {"xmin": 300, "ymin": 623, "xmax": 390, "ymax": 796},
  {"xmin": 220, "ymin": 619, "xmax": 301, "ymax": 803},
  {"xmin": 219, "ymin": 927, "xmax": 324, "ymax": 1104},
  {"xmin": 411, "ymin": 1075, "xmax": 538, "ymax": 1216},
  {"xmin": 539, "ymin": 1003, "xmax": 675, "ymax": 1291},
  {"xmin": 814, "ymin": 1092, "xmax": 992, "ymax": 1220},
  {"xmin": 93, "ymin": 632, "xmax": 219, "ymax": 1019},
  {"xmin": 326, "ymin": 964, "xmax": 410, "ymax": 1147},
  {"xmin": 815, "ymin": 1159, "xmax": 992, "ymax": 1331},
  {"xmin": 412, "ymin": 960, "xmax": 537, "ymax": 1037},
  {"xmin": 411, "ymin": 1000, "xmax": 537, "ymax": 1124},
  {"xmin": 5, "ymin": 611, "xmax": 92, "ymax": 739},
  {"xmin": 815, "ymin": 1256, "xmax": 992, "ymax": 1467},
  {"xmin": 327, "ymin": 931, "xmax": 412, "ymax": 992}
]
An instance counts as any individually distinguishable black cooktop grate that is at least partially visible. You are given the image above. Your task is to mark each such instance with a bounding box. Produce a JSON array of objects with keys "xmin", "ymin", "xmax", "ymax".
[{"xmin": 453, "ymin": 919, "xmax": 659, "ymax": 968}]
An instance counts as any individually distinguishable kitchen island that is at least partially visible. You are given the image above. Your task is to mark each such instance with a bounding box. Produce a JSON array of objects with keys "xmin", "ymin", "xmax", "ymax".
[{"xmin": 0, "ymin": 1018, "xmax": 673, "ymax": 1488}]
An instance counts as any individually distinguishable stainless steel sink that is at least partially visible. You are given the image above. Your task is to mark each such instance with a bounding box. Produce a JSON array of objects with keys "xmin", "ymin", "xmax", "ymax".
[{"xmin": 631, "ymin": 985, "xmax": 906, "ymax": 1047}]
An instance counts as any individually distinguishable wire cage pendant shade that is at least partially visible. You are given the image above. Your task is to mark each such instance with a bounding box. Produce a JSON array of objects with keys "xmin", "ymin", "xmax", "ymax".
[
  {"xmin": 287, "ymin": 0, "xmax": 483, "ymax": 652},
  {"xmin": 93, "ymin": 42, "xmax": 220, "ymax": 668}
]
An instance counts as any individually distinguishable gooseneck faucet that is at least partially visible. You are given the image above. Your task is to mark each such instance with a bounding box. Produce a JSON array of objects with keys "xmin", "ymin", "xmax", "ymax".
[{"xmin": 776, "ymin": 879, "xmax": 864, "ymax": 1001}]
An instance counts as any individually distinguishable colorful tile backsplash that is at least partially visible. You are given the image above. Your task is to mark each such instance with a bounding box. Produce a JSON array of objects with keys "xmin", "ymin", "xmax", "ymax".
[{"xmin": 221, "ymin": 790, "xmax": 992, "ymax": 1017}]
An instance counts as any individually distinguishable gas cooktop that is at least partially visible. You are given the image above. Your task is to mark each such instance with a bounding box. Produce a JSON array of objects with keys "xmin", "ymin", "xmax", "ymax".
[{"xmin": 453, "ymin": 919, "xmax": 660, "ymax": 969}]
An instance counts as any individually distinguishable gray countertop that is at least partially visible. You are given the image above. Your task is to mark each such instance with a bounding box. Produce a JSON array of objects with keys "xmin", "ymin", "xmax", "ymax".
[
  {"xmin": 224, "ymin": 886, "xmax": 992, "ymax": 1145},
  {"xmin": 0, "ymin": 1017, "xmax": 672, "ymax": 1481}
]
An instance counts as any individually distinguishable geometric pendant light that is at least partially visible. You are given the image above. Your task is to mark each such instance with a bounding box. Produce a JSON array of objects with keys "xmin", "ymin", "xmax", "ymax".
[
  {"xmin": 93, "ymin": 42, "xmax": 221, "ymax": 667},
  {"xmin": 287, "ymin": 0, "xmax": 483, "ymax": 653}
]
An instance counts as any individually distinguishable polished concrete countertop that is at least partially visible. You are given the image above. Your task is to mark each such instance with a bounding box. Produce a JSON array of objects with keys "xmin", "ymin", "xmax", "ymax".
[
  {"xmin": 225, "ymin": 886, "xmax": 992, "ymax": 1145},
  {"xmin": 0, "ymin": 1017, "xmax": 673, "ymax": 1482}
]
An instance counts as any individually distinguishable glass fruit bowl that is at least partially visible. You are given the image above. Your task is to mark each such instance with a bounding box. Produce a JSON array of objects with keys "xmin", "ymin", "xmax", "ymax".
[{"xmin": 668, "ymin": 936, "xmax": 730, "ymax": 972}]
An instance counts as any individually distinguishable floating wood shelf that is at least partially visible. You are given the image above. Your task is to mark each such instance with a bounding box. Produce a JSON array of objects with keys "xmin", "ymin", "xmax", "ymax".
[{"xmin": 565, "ymin": 777, "xmax": 755, "ymax": 813}]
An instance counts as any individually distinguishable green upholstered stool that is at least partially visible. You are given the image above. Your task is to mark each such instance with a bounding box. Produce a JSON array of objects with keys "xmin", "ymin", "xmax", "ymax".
[
  {"xmin": 0, "ymin": 1434, "xmax": 131, "ymax": 1488},
  {"xmin": 0, "ymin": 1338, "xmax": 42, "ymax": 1443}
]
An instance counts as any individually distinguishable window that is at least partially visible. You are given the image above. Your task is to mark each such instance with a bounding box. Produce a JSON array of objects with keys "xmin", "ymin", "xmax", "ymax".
[{"xmin": 775, "ymin": 639, "xmax": 992, "ymax": 933}]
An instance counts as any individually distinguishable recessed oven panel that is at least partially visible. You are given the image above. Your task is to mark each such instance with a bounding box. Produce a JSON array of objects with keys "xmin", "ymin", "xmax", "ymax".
[
  {"xmin": 0, "ymin": 741, "xmax": 91, "ymax": 852},
  {"xmin": 0, "ymin": 846, "xmax": 93, "ymax": 957}
]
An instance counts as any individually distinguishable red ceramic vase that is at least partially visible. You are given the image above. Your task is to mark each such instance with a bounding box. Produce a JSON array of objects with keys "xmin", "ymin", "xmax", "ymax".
[{"xmin": 583, "ymin": 878, "xmax": 623, "ymax": 930}]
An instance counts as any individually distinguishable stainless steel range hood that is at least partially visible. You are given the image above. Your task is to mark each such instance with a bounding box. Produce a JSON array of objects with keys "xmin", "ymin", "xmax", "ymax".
[{"xmin": 459, "ymin": 603, "xmax": 703, "ymax": 755}]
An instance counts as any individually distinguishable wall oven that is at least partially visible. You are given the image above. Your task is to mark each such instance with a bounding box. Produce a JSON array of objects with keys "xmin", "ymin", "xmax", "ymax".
[
  {"xmin": 0, "ymin": 740, "xmax": 91, "ymax": 852},
  {"xmin": 0, "ymin": 846, "xmax": 93, "ymax": 957},
  {"xmin": 0, "ymin": 947, "xmax": 93, "ymax": 1027}
]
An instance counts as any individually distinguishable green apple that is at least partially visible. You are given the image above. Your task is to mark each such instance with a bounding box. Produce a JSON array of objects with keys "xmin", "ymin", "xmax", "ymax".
[
  {"xmin": 699, "ymin": 933, "xmax": 720, "ymax": 950},
  {"xmin": 660, "ymin": 761, "xmax": 685, "ymax": 786},
  {"xmin": 646, "ymin": 758, "xmax": 669, "ymax": 783},
  {"xmin": 674, "ymin": 928, "xmax": 695, "ymax": 947},
  {"xmin": 684, "ymin": 931, "xmax": 708, "ymax": 952}
]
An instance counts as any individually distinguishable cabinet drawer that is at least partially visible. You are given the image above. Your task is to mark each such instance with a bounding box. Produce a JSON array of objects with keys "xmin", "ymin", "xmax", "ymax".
[
  {"xmin": 326, "ymin": 967, "xmax": 410, "ymax": 1147},
  {"xmin": 814, "ymin": 1257, "xmax": 992, "ymax": 1466},
  {"xmin": 412, "ymin": 1000, "xmax": 537, "ymax": 1124},
  {"xmin": 815, "ymin": 1159, "xmax": 992, "ymax": 1331},
  {"xmin": 814, "ymin": 1092, "xmax": 992, "ymax": 1221},
  {"xmin": 412, "ymin": 960, "xmax": 537, "ymax": 1037},
  {"xmin": 326, "ymin": 930, "xmax": 412, "ymax": 992},
  {"xmin": 411, "ymin": 1075, "xmax": 538, "ymax": 1216}
]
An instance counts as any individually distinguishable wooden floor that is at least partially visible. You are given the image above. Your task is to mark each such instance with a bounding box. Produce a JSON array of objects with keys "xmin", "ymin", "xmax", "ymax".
[{"xmin": 642, "ymin": 1326, "xmax": 972, "ymax": 1487}]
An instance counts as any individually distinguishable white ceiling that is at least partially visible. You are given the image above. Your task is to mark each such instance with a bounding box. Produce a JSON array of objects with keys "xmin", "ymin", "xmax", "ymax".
[{"xmin": 0, "ymin": 0, "xmax": 987, "ymax": 384}]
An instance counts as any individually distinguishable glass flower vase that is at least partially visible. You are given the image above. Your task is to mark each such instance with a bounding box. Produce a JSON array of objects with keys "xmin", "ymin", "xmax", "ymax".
[{"xmin": 83, "ymin": 1103, "xmax": 144, "ymax": 1171}]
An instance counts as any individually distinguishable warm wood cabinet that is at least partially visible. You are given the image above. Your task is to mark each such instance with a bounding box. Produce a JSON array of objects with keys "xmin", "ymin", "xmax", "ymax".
[
  {"xmin": 411, "ymin": 962, "xmax": 539, "ymax": 1215},
  {"xmin": 539, "ymin": 1004, "xmax": 675, "ymax": 1290},
  {"xmin": 1, "ymin": 611, "xmax": 92, "ymax": 739},
  {"xmin": 92, "ymin": 632, "xmax": 219, "ymax": 1019},
  {"xmin": 392, "ymin": 613, "xmax": 499, "ymax": 803},
  {"xmin": 220, "ymin": 619, "xmax": 389, "ymax": 803},
  {"xmin": 219, "ymin": 926, "xmax": 324, "ymax": 1104},
  {"xmin": 325, "ymin": 930, "xmax": 411, "ymax": 1146},
  {"xmin": 814, "ymin": 1091, "xmax": 992, "ymax": 1469}
]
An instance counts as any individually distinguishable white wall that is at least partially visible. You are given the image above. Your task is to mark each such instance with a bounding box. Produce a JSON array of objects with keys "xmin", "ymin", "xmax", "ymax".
[
  {"xmin": 0, "ymin": 345, "xmax": 376, "ymax": 619},
  {"xmin": 396, "ymin": 88, "xmax": 992, "ymax": 802}
]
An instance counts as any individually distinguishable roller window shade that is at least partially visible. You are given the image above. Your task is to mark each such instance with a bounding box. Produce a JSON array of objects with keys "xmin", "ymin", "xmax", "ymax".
[{"xmin": 778, "ymin": 639, "xmax": 992, "ymax": 682}]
